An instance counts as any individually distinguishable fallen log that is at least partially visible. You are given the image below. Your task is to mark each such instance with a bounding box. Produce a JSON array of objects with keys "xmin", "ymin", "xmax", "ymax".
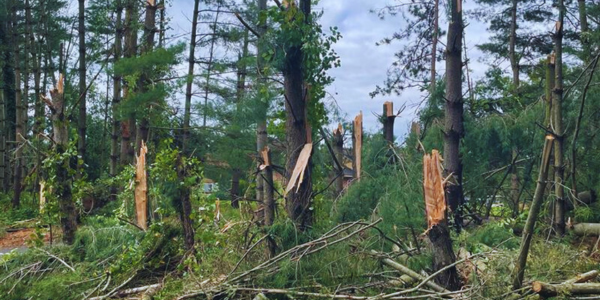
[
  {"xmin": 88, "ymin": 283, "xmax": 161, "ymax": 300},
  {"xmin": 564, "ymin": 270, "xmax": 599, "ymax": 284},
  {"xmin": 532, "ymin": 282, "xmax": 600, "ymax": 297},
  {"xmin": 371, "ymin": 250, "xmax": 449, "ymax": 293},
  {"xmin": 573, "ymin": 223, "xmax": 600, "ymax": 236}
]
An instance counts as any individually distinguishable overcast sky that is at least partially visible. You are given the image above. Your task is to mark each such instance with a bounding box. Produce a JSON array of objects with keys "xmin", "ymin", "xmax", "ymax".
[{"xmin": 168, "ymin": 0, "xmax": 495, "ymax": 142}]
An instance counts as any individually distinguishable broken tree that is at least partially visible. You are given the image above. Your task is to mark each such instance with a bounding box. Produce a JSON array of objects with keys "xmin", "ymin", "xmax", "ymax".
[
  {"xmin": 42, "ymin": 74, "xmax": 78, "ymax": 244},
  {"xmin": 353, "ymin": 112, "xmax": 362, "ymax": 181},
  {"xmin": 135, "ymin": 141, "xmax": 148, "ymax": 230},
  {"xmin": 382, "ymin": 101, "xmax": 395, "ymax": 144},
  {"xmin": 423, "ymin": 150, "xmax": 461, "ymax": 291}
]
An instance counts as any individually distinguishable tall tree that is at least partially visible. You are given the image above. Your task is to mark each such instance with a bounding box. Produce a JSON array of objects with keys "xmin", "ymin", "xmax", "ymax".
[
  {"xmin": 552, "ymin": 0, "xmax": 566, "ymax": 236},
  {"xmin": 284, "ymin": 0, "xmax": 313, "ymax": 230},
  {"xmin": 110, "ymin": 0, "xmax": 123, "ymax": 195},
  {"xmin": 443, "ymin": 0, "xmax": 464, "ymax": 231},
  {"xmin": 183, "ymin": 0, "xmax": 199, "ymax": 153},
  {"xmin": 120, "ymin": 0, "xmax": 137, "ymax": 166},
  {"xmin": 77, "ymin": 0, "xmax": 87, "ymax": 178},
  {"xmin": 12, "ymin": 0, "xmax": 23, "ymax": 208},
  {"xmin": 256, "ymin": 0, "xmax": 268, "ymax": 213}
]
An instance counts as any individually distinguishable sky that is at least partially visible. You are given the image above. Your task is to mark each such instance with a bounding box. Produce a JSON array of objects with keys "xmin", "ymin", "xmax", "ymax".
[{"xmin": 168, "ymin": 0, "xmax": 495, "ymax": 142}]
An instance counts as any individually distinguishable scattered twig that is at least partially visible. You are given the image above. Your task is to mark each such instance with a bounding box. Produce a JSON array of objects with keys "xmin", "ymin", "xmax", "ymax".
[{"xmin": 35, "ymin": 248, "xmax": 75, "ymax": 273}]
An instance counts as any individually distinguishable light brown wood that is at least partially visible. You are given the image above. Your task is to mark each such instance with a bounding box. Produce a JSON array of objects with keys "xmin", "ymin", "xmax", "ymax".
[
  {"xmin": 285, "ymin": 143, "xmax": 313, "ymax": 194},
  {"xmin": 135, "ymin": 141, "xmax": 148, "ymax": 230},
  {"xmin": 384, "ymin": 101, "xmax": 394, "ymax": 117},
  {"xmin": 353, "ymin": 112, "xmax": 362, "ymax": 181},
  {"xmin": 563, "ymin": 270, "xmax": 599, "ymax": 284},
  {"xmin": 424, "ymin": 150, "xmax": 446, "ymax": 229}
]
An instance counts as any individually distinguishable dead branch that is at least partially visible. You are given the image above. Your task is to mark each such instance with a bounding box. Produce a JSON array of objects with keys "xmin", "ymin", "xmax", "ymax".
[{"xmin": 35, "ymin": 248, "xmax": 75, "ymax": 272}]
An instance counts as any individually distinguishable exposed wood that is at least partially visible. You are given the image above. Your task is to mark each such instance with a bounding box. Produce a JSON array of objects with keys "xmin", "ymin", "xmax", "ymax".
[
  {"xmin": 332, "ymin": 124, "xmax": 344, "ymax": 196},
  {"xmin": 135, "ymin": 141, "xmax": 148, "ymax": 231},
  {"xmin": 513, "ymin": 135, "xmax": 555, "ymax": 289},
  {"xmin": 424, "ymin": 150, "xmax": 446, "ymax": 229},
  {"xmin": 532, "ymin": 282, "xmax": 600, "ymax": 297},
  {"xmin": 353, "ymin": 112, "xmax": 362, "ymax": 181},
  {"xmin": 572, "ymin": 223, "xmax": 600, "ymax": 236},
  {"xmin": 563, "ymin": 270, "xmax": 599, "ymax": 284},
  {"xmin": 285, "ymin": 143, "xmax": 313, "ymax": 195}
]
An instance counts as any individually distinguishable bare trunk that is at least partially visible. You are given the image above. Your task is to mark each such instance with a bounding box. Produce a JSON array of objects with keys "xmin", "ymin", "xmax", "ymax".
[
  {"xmin": 12, "ymin": 2, "xmax": 23, "ymax": 208},
  {"xmin": 120, "ymin": 0, "xmax": 137, "ymax": 166},
  {"xmin": 428, "ymin": 224, "xmax": 462, "ymax": 290},
  {"xmin": 382, "ymin": 102, "xmax": 394, "ymax": 144},
  {"xmin": 256, "ymin": 0, "xmax": 268, "ymax": 206},
  {"xmin": 3, "ymin": 10, "xmax": 15, "ymax": 193},
  {"xmin": 158, "ymin": 0, "xmax": 165, "ymax": 48},
  {"xmin": 578, "ymin": 0, "xmax": 590, "ymax": 62},
  {"xmin": 77, "ymin": 0, "xmax": 86, "ymax": 178},
  {"xmin": 230, "ymin": 168, "xmax": 241, "ymax": 209},
  {"xmin": 183, "ymin": 0, "xmax": 200, "ymax": 153},
  {"xmin": 110, "ymin": 0, "xmax": 123, "ymax": 201},
  {"xmin": 430, "ymin": 0, "xmax": 438, "ymax": 95},
  {"xmin": 508, "ymin": 0, "xmax": 520, "ymax": 218},
  {"xmin": 443, "ymin": 0, "xmax": 464, "ymax": 232},
  {"xmin": 202, "ymin": 7, "xmax": 220, "ymax": 128},
  {"xmin": 553, "ymin": 2, "xmax": 565, "ymax": 236},
  {"xmin": 512, "ymin": 135, "xmax": 554, "ymax": 289},
  {"xmin": 332, "ymin": 125, "xmax": 344, "ymax": 197},
  {"xmin": 177, "ymin": 154, "xmax": 195, "ymax": 252}
]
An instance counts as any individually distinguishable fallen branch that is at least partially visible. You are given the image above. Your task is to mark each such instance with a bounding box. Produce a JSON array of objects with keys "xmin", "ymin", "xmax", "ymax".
[
  {"xmin": 35, "ymin": 248, "xmax": 75, "ymax": 272},
  {"xmin": 532, "ymin": 282, "xmax": 600, "ymax": 297},
  {"xmin": 564, "ymin": 270, "xmax": 599, "ymax": 284}
]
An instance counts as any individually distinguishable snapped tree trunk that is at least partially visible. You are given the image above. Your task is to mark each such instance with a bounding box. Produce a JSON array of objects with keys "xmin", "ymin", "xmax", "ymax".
[
  {"xmin": 77, "ymin": 0, "xmax": 87, "ymax": 178},
  {"xmin": 512, "ymin": 135, "xmax": 554, "ymax": 290},
  {"xmin": 43, "ymin": 75, "xmax": 77, "ymax": 244},
  {"xmin": 382, "ymin": 101, "xmax": 395, "ymax": 144},
  {"xmin": 552, "ymin": 3, "xmax": 566, "ymax": 236},
  {"xmin": 284, "ymin": 0, "xmax": 313, "ymax": 230},
  {"xmin": 443, "ymin": 0, "xmax": 464, "ymax": 232},
  {"xmin": 332, "ymin": 124, "xmax": 344, "ymax": 197}
]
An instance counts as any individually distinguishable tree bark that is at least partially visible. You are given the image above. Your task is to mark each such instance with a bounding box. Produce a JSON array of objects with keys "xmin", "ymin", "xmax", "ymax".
[
  {"xmin": 532, "ymin": 282, "xmax": 600, "ymax": 297},
  {"xmin": 256, "ymin": 0, "xmax": 269, "ymax": 207},
  {"xmin": 110, "ymin": 0, "xmax": 123, "ymax": 186},
  {"xmin": 427, "ymin": 224, "xmax": 462, "ymax": 291},
  {"xmin": 44, "ymin": 75, "xmax": 78, "ymax": 244},
  {"xmin": 231, "ymin": 168, "xmax": 241, "ymax": 209},
  {"xmin": 332, "ymin": 125, "xmax": 344, "ymax": 197},
  {"xmin": 120, "ymin": 0, "xmax": 137, "ymax": 166},
  {"xmin": 382, "ymin": 102, "xmax": 394, "ymax": 144},
  {"xmin": 177, "ymin": 154, "xmax": 195, "ymax": 252},
  {"xmin": 77, "ymin": 0, "xmax": 87, "ymax": 178},
  {"xmin": 202, "ymin": 6, "xmax": 220, "ymax": 128},
  {"xmin": 2, "ymin": 7, "xmax": 16, "ymax": 193},
  {"xmin": 430, "ymin": 0, "xmax": 438, "ymax": 96},
  {"xmin": 12, "ymin": 1, "xmax": 23, "ymax": 208},
  {"xmin": 553, "ymin": 3, "xmax": 566, "ymax": 236},
  {"xmin": 443, "ymin": 0, "xmax": 464, "ymax": 232},
  {"xmin": 284, "ymin": 0, "xmax": 313, "ymax": 230},
  {"xmin": 512, "ymin": 135, "xmax": 554, "ymax": 290},
  {"xmin": 262, "ymin": 147, "xmax": 276, "ymax": 257},
  {"xmin": 578, "ymin": 0, "xmax": 590, "ymax": 62},
  {"xmin": 183, "ymin": 0, "xmax": 200, "ymax": 154},
  {"xmin": 544, "ymin": 55, "xmax": 555, "ymax": 128}
]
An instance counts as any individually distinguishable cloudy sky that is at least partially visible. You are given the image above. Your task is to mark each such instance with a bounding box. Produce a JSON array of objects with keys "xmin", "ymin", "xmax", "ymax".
[{"xmin": 168, "ymin": 0, "xmax": 496, "ymax": 142}]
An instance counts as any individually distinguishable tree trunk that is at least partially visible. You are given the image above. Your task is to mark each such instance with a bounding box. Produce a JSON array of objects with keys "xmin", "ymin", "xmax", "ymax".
[
  {"xmin": 382, "ymin": 102, "xmax": 394, "ymax": 144},
  {"xmin": 443, "ymin": 0, "xmax": 464, "ymax": 232},
  {"xmin": 256, "ymin": 0, "xmax": 269, "ymax": 207},
  {"xmin": 110, "ymin": 0, "xmax": 123, "ymax": 185},
  {"xmin": 158, "ymin": 0, "xmax": 165, "ymax": 48},
  {"xmin": 284, "ymin": 0, "xmax": 313, "ymax": 231},
  {"xmin": 77, "ymin": 0, "xmax": 86, "ymax": 178},
  {"xmin": 532, "ymin": 282, "xmax": 600, "ymax": 297},
  {"xmin": 332, "ymin": 125, "xmax": 344, "ymax": 197},
  {"xmin": 578, "ymin": 0, "xmax": 590, "ymax": 62},
  {"xmin": 135, "ymin": 0, "xmax": 157, "ymax": 152},
  {"xmin": 177, "ymin": 154, "xmax": 195, "ymax": 252},
  {"xmin": 12, "ymin": 1, "xmax": 23, "ymax": 208},
  {"xmin": 230, "ymin": 168, "xmax": 241, "ymax": 209},
  {"xmin": 2, "ymin": 9, "xmax": 15, "ymax": 193},
  {"xmin": 427, "ymin": 224, "xmax": 462, "ymax": 290},
  {"xmin": 430, "ymin": 0, "xmax": 438, "ymax": 96},
  {"xmin": 44, "ymin": 75, "xmax": 78, "ymax": 245},
  {"xmin": 509, "ymin": 0, "xmax": 519, "ymax": 89},
  {"xmin": 572, "ymin": 223, "xmax": 600, "ymax": 236},
  {"xmin": 183, "ymin": 0, "xmax": 200, "ymax": 153},
  {"xmin": 552, "ymin": 2, "xmax": 566, "ymax": 236},
  {"xmin": 544, "ymin": 55, "xmax": 555, "ymax": 128},
  {"xmin": 262, "ymin": 148, "xmax": 276, "ymax": 257},
  {"xmin": 202, "ymin": 6, "xmax": 220, "ymax": 128},
  {"xmin": 120, "ymin": 0, "xmax": 137, "ymax": 166},
  {"xmin": 512, "ymin": 135, "xmax": 554, "ymax": 290}
]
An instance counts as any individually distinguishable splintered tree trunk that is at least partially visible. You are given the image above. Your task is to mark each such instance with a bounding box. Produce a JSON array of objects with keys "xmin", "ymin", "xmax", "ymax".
[
  {"xmin": 110, "ymin": 0, "xmax": 123, "ymax": 187},
  {"xmin": 332, "ymin": 124, "xmax": 344, "ymax": 196},
  {"xmin": 77, "ymin": 0, "xmax": 86, "ymax": 178},
  {"xmin": 423, "ymin": 150, "xmax": 461, "ymax": 291},
  {"xmin": 183, "ymin": 0, "xmax": 199, "ymax": 153},
  {"xmin": 121, "ymin": 0, "xmax": 137, "ymax": 166},
  {"xmin": 43, "ymin": 75, "xmax": 78, "ymax": 244},
  {"xmin": 512, "ymin": 135, "xmax": 554, "ymax": 290},
  {"xmin": 382, "ymin": 102, "xmax": 395, "ymax": 144},
  {"xmin": 443, "ymin": 0, "xmax": 464, "ymax": 232},
  {"xmin": 284, "ymin": 0, "xmax": 312, "ymax": 230},
  {"xmin": 553, "ymin": 3, "xmax": 566, "ymax": 236},
  {"xmin": 256, "ymin": 0, "xmax": 268, "ymax": 207},
  {"xmin": 12, "ymin": 2, "xmax": 23, "ymax": 208}
]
